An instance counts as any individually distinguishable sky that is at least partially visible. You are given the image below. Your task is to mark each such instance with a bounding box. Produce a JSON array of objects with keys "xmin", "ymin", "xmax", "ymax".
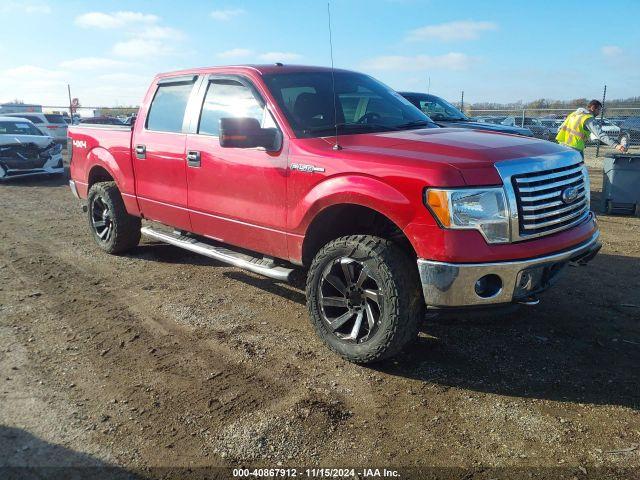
[{"xmin": 0, "ymin": 0, "xmax": 638, "ymax": 108}]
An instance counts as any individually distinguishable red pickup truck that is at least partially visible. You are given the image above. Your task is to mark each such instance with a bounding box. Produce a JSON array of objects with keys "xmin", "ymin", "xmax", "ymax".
[{"xmin": 68, "ymin": 64, "xmax": 601, "ymax": 363}]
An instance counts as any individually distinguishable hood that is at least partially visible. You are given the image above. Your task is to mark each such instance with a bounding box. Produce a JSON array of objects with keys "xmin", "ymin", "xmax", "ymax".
[
  {"xmin": 296, "ymin": 128, "xmax": 576, "ymax": 186},
  {"xmin": 436, "ymin": 120, "xmax": 533, "ymax": 136},
  {"xmin": 0, "ymin": 134, "xmax": 54, "ymax": 149}
]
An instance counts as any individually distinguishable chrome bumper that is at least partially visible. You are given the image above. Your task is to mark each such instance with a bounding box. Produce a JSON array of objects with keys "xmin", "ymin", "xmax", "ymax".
[
  {"xmin": 418, "ymin": 230, "xmax": 601, "ymax": 307},
  {"xmin": 69, "ymin": 179, "xmax": 80, "ymax": 199}
]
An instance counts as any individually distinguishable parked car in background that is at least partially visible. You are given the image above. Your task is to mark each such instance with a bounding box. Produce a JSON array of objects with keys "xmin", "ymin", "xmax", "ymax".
[
  {"xmin": 501, "ymin": 116, "xmax": 556, "ymax": 141},
  {"xmin": 608, "ymin": 116, "xmax": 628, "ymax": 127},
  {"xmin": 618, "ymin": 116, "xmax": 640, "ymax": 145},
  {"xmin": 80, "ymin": 116, "xmax": 125, "ymax": 125},
  {"xmin": 3, "ymin": 112, "xmax": 68, "ymax": 145},
  {"xmin": 538, "ymin": 118, "xmax": 562, "ymax": 129},
  {"xmin": 399, "ymin": 93, "xmax": 533, "ymax": 136},
  {"xmin": 586, "ymin": 118, "xmax": 621, "ymax": 144},
  {"xmin": 122, "ymin": 115, "xmax": 137, "ymax": 126},
  {"xmin": 472, "ymin": 115, "xmax": 508, "ymax": 125},
  {"xmin": 68, "ymin": 64, "xmax": 601, "ymax": 363},
  {"xmin": 0, "ymin": 116, "xmax": 64, "ymax": 180}
]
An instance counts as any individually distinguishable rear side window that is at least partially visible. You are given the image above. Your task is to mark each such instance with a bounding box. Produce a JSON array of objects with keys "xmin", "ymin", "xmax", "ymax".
[
  {"xmin": 44, "ymin": 114, "xmax": 66, "ymax": 124},
  {"xmin": 146, "ymin": 81, "xmax": 195, "ymax": 133},
  {"xmin": 197, "ymin": 79, "xmax": 271, "ymax": 136},
  {"xmin": 0, "ymin": 121, "xmax": 43, "ymax": 135}
]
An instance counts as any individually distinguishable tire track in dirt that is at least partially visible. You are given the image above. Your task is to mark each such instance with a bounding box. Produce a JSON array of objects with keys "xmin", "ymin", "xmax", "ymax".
[
  {"xmin": 0, "ymin": 182, "xmax": 388, "ymax": 467},
  {"xmin": 0, "ymin": 225, "xmax": 299, "ymax": 466}
]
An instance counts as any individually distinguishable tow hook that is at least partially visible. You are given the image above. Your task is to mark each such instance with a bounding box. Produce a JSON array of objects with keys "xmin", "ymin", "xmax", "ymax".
[
  {"xmin": 570, "ymin": 243, "xmax": 602, "ymax": 267},
  {"xmin": 518, "ymin": 296, "xmax": 540, "ymax": 306}
]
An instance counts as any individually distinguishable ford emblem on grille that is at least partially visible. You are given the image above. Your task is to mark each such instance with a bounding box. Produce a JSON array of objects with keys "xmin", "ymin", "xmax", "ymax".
[{"xmin": 561, "ymin": 186, "xmax": 579, "ymax": 204}]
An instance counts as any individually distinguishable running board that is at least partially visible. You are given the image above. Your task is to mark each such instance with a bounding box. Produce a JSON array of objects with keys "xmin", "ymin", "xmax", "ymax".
[{"xmin": 140, "ymin": 226, "xmax": 293, "ymax": 281}]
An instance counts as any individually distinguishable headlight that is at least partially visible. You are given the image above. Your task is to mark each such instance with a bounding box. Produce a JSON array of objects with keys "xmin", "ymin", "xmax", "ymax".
[{"xmin": 425, "ymin": 187, "xmax": 510, "ymax": 244}]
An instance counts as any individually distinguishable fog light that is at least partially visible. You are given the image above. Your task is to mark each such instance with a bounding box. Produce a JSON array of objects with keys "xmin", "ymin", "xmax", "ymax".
[
  {"xmin": 474, "ymin": 274, "xmax": 502, "ymax": 298},
  {"xmin": 518, "ymin": 271, "xmax": 533, "ymax": 290}
]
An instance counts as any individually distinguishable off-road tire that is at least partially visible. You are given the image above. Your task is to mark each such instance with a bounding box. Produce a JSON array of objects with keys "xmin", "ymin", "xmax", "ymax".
[
  {"xmin": 306, "ymin": 235, "xmax": 423, "ymax": 363},
  {"xmin": 87, "ymin": 181, "xmax": 141, "ymax": 254}
]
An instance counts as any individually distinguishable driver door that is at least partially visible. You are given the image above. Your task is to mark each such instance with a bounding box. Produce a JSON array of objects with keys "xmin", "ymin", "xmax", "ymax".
[{"xmin": 185, "ymin": 76, "xmax": 289, "ymax": 258}]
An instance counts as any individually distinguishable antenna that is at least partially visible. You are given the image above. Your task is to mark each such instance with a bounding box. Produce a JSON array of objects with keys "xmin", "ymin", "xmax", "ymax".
[
  {"xmin": 427, "ymin": 76, "xmax": 431, "ymax": 94},
  {"xmin": 327, "ymin": 2, "xmax": 341, "ymax": 150}
]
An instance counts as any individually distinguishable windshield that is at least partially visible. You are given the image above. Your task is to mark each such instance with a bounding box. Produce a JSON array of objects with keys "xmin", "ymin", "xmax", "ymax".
[
  {"xmin": 410, "ymin": 95, "xmax": 468, "ymax": 121},
  {"xmin": 0, "ymin": 121, "xmax": 43, "ymax": 136},
  {"xmin": 262, "ymin": 71, "xmax": 436, "ymax": 138}
]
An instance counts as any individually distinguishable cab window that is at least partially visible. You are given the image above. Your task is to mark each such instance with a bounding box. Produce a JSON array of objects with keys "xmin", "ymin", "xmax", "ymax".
[
  {"xmin": 197, "ymin": 79, "xmax": 275, "ymax": 136},
  {"xmin": 146, "ymin": 80, "xmax": 196, "ymax": 133}
]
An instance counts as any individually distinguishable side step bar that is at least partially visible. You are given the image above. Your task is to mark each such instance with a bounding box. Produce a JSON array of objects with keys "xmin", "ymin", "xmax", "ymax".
[{"xmin": 140, "ymin": 226, "xmax": 294, "ymax": 281}]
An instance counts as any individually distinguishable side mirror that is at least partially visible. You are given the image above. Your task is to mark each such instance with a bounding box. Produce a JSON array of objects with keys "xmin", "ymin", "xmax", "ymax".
[{"xmin": 219, "ymin": 117, "xmax": 282, "ymax": 152}]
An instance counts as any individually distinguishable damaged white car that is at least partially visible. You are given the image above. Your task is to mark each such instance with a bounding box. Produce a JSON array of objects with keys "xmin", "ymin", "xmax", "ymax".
[{"xmin": 0, "ymin": 116, "xmax": 64, "ymax": 180}]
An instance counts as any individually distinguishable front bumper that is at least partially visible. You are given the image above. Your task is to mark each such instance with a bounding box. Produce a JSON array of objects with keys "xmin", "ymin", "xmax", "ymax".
[
  {"xmin": 0, "ymin": 152, "xmax": 64, "ymax": 180},
  {"xmin": 418, "ymin": 230, "xmax": 601, "ymax": 307}
]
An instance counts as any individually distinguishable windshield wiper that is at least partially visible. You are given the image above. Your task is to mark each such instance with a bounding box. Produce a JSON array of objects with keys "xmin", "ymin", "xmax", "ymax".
[
  {"xmin": 394, "ymin": 120, "xmax": 435, "ymax": 129},
  {"xmin": 303, "ymin": 123, "xmax": 400, "ymax": 134}
]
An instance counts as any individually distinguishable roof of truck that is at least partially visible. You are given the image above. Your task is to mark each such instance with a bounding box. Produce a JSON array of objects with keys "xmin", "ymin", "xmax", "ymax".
[{"xmin": 156, "ymin": 64, "xmax": 355, "ymax": 79}]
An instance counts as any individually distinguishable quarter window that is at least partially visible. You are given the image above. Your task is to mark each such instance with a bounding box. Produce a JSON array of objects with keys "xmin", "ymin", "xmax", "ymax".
[
  {"xmin": 146, "ymin": 81, "xmax": 195, "ymax": 133},
  {"xmin": 198, "ymin": 79, "xmax": 274, "ymax": 136}
]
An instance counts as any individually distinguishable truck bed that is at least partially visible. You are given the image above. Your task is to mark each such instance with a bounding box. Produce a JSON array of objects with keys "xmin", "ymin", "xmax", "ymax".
[{"xmin": 67, "ymin": 124, "xmax": 136, "ymax": 207}]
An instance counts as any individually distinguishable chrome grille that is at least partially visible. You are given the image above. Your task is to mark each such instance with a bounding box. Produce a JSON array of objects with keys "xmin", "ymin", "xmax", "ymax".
[{"xmin": 512, "ymin": 162, "xmax": 589, "ymax": 237}]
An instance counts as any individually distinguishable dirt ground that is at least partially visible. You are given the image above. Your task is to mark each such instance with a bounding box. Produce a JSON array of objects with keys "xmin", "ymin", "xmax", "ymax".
[{"xmin": 0, "ymin": 148, "xmax": 639, "ymax": 480}]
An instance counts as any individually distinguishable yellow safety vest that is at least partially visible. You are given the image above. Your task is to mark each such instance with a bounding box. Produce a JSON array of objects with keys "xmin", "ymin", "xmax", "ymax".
[{"xmin": 556, "ymin": 110, "xmax": 592, "ymax": 151}]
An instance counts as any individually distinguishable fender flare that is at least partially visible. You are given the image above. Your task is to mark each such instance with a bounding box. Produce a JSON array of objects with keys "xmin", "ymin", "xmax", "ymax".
[
  {"xmin": 85, "ymin": 147, "xmax": 140, "ymax": 215},
  {"xmin": 85, "ymin": 147, "xmax": 124, "ymax": 189},
  {"xmin": 291, "ymin": 174, "xmax": 415, "ymax": 235}
]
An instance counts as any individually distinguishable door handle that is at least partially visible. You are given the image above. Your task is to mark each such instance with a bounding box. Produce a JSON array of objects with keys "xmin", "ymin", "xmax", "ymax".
[
  {"xmin": 135, "ymin": 144, "xmax": 146, "ymax": 159},
  {"xmin": 186, "ymin": 150, "xmax": 201, "ymax": 167}
]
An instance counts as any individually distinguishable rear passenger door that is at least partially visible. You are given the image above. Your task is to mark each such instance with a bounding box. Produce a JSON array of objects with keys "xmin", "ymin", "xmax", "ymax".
[
  {"xmin": 184, "ymin": 75, "xmax": 289, "ymax": 258},
  {"xmin": 133, "ymin": 75, "xmax": 199, "ymax": 231}
]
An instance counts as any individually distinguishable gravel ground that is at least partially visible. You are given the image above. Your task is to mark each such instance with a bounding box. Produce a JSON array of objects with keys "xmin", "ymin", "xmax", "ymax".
[{"xmin": 0, "ymin": 148, "xmax": 638, "ymax": 480}]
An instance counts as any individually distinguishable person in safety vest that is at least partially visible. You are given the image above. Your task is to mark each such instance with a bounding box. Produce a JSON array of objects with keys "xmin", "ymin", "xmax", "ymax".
[{"xmin": 556, "ymin": 100, "xmax": 627, "ymax": 157}]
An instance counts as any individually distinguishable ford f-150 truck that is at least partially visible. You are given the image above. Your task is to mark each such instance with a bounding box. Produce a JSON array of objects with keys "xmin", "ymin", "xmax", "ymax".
[{"xmin": 68, "ymin": 64, "xmax": 601, "ymax": 363}]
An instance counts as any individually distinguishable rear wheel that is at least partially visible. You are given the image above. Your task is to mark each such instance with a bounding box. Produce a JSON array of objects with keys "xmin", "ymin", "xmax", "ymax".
[
  {"xmin": 306, "ymin": 235, "xmax": 423, "ymax": 363},
  {"xmin": 87, "ymin": 181, "xmax": 141, "ymax": 254}
]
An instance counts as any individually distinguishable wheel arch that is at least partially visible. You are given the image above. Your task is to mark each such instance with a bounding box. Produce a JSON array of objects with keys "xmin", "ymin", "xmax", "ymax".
[
  {"xmin": 301, "ymin": 203, "xmax": 418, "ymax": 267},
  {"xmin": 85, "ymin": 147, "xmax": 140, "ymax": 216},
  {"xmin": 292, "ymin": 174, "xmax": 419, "ymax": 266},
  {"xmin": 87, "ymin": 164, "xmax": 114, "ymax": 188}
]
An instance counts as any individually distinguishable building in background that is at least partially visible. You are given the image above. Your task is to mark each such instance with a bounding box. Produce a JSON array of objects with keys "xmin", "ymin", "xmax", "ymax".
[{"xmin": 0, "ymin": 103, "xmax": 42, "ymax": 114}]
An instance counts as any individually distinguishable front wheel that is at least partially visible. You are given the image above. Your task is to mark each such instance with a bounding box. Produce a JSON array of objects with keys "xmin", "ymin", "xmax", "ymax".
[
  {"xmin": 306, "ymin": 235, "xmax": 423, "ymax": 363},
  {"xmin": 87, "ymin": 181, "xmax": 141, "ymax": 254}
]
